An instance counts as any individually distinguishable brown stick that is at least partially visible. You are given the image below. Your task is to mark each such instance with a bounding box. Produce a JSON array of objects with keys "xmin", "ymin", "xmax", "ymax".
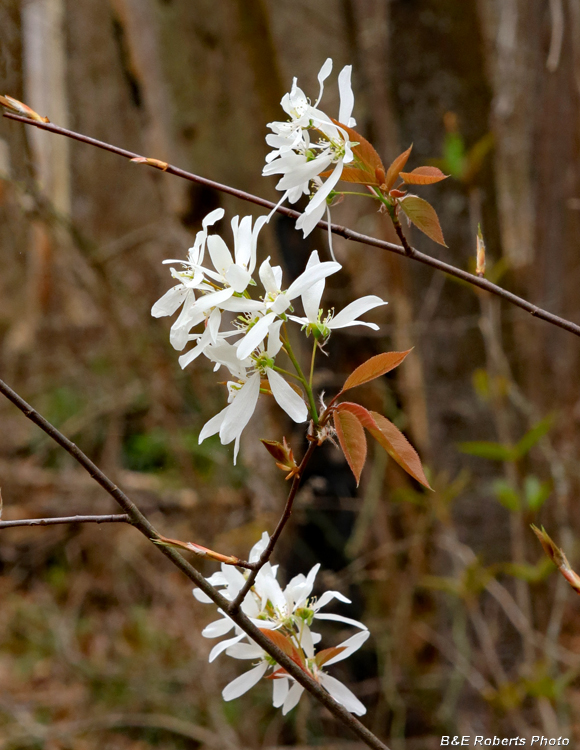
[
  {"xmin": 229, "ymin": 439, "xmax": 318, "ymax": 613},
  {"xmin": 0, "ymin": 514, "xmax": 131, "ymax": 529},
  {"xmin": 4, "ymin": 112, "xmax": 580, "ymax": 339},
  {"xmin": 0, "ymin": 376, "xmax": 388, "ymax": 750}
]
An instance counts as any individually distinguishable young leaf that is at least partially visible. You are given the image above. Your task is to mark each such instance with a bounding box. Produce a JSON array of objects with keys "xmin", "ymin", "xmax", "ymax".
[
  {"xmin": 334, "ymin": 408, "xmax": 368, "ymax": 486},
  {"xmin": 335, "ymin": 403, "xmax": 431, "ymax": 489},
  {"xmin": 315, "ymin": 646, "xmax": 346, "ymax": 669},
  {"xmin": 399, "ymin": 166, "xmax": 449, "ymax": 185},
  {"xmin": 321, "ymin": 165, "xmax": 381, "ymax": 186},
  {"xmin": 368, "ymin": 411, "xmax": 431, "ymax": 489},
  {"xmin": 259, "ymin": 629, "xmax": 308, "ymax": 670},
  {"xmin": 385, "ymin": 145, "xmax": 413, "ymax": 191},
  {"xmin": 399, "ymin": 195, "xmax": 447, "ymax": 246},
  {"xmin": 515, "ymin": 416, "xmax": 553, "ymax": 459},
  {"xmin": 340, "ymin": 350, "xmax": 411, "ymax": 394},
  {"xmin": 334, "ymin": 120, "xmax": 385, "ymax": 180},
  {"xmin": 491, "ymin": 479, "xmax": 521, "ymax": 512}
]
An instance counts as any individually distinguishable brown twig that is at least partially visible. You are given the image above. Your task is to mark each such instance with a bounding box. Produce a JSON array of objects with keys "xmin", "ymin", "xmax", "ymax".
[
  {"xmin": 229, "ymin": 439, "xmax": 318, "ymax": 614},
  {"xmin": 4, "ymin": 112, "xmax": 580, "ymax": 340},
  {"xmin": 0, "ymin": 514, "xmax": 131, "ymax": 529},
  {"xmin": 0, "ymin": 376, "xmax": 388, "ymax": 750}
]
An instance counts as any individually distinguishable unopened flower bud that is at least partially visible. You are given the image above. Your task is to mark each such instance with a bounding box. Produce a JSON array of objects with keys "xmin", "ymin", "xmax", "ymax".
[
  {"xmin": 261, "ymin": 437, "xmax": 299, "ymax": 479},
  {"xmin": 476, "ymin": 224, "xmax": 486, "ymax": 278}
]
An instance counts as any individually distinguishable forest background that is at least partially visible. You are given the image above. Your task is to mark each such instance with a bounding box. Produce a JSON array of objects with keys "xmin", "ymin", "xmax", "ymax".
[{"xmin": 1, "ymin": 0, "xmax": 580, "ymax": 748}]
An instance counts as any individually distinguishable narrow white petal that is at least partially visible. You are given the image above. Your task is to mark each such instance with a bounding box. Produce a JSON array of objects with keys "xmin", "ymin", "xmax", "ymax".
[
  {"xmin": 314, "ymin": 590, "xmax": 351, "ymax": 610},
  {"xmin": 314, "ymin": 613, "xmax": 368, "ymax": 631},
  {"xmin": 301, "ymin": 624, "xmax": 315, "ymax": 659},
  {"xmin": 222, "ymin": 662, "xmax": 269, "ymax": 701},
  {"xmin": 266, "ymin": 319, "xmax": 284, "ymax": 358},
  {"xmin": 192, "ymin": 588, "xmax": 212, "ymax": 604},
  {"xmin": 330, "ymin": 296, "xmax": 387, "ymax": 329},
  {"xmin": 209, "ymin": 634, "xmax": 245, "ymax": 663},
  {"xmin": 201, "ymin": 617, "xmax": 235, "ymax": 638},
  {"xmin": 277, "ymin": 153, "xmax": 333, "ymax": 191},
  {"xmin": 202, "ymin": 207, "xmax": 225, "ymax": 230},
  {"xmin": 286, "ymin": 260, "xmax": 341, "ymax": 300},
  {"xmin": 301, "ymin": 252, "xmax": 324, "ymax": 321},
  {"xmin": 220, "ymin": 373, "xmax": 261, "ymax": 444},
  {"xmin": 151, "ymin": 285, "xmax": 188, "ymax": 318},
  {"xmin": 318, "ymin": 629, "xmax": 370, "ymax": 666},
  {"xmin": 338, "ymin": 65, "xmax": 355, "ymax": 126},
  {"xmin": 195, "ymin": 287, "xmax": 235, "ymax": 314},
  {"xmin": 198, "ymin": 406, "xmax": 228, "ymax": 444},
  {"xmin": 318, "ymin": 672, "xmax": 366, "ymax": 715},
  {"xmin": 282, "ymin": 682, "xmax": 305, "ymax": 714},
  {"xmin": 237, "ymin": 313, "xmax": 277, "ymax": 360},
  {"xmin": 273, "ymin": 676, "xmax": 290, "ymax": 708},
  {"xmin": 307, "ymin": 160, "xmax": 343, "ymax": 213},
  {"xmin": 249, "ymin": 531, "xmax": 270, "ymax": 563},
  {"xmin": 226, "ymin": 643, "xmax": 264, "ymax": 660},
  {"xmin": 266, "ymin": 368, "xmax": 308, "ymax": 423},
  {"xmin": 226, "ymin": 265, "xmax": 252, "ymax": 293},
  {"xmin": 234, "ymin": 215, "xmax": 253, "ymax": 268},
  {"xmin": 207, "ymin": 234, "xmax": 234, "ymax": 277},
  {"xmin": 296, "ymin": 200, "xmax": 327, "ymax": 237},
  {"xmin": 259, "ymin": 258, "xmax": 280, "ymax": 295},
  {"xmin": 315, "ymin": 57, "xmax": 333, "ymax": 105}
]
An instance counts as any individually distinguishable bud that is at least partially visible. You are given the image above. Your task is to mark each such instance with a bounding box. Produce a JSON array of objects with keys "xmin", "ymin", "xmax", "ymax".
[
  {"xmin": 154, "ymin": 535, "xmax": 242, "ymax": 566},
  {"xmin": 130, "ymin": 156, "xmax": 169, "ymax": 171},
  {"xmin": 261, "ymin": 437, "xmax": 299, "ymax": 480},
  {"xmin": 476, "ymin": 224, "xmax": 486, "ymax": 277},
  {"xmin": 0, "ymin": 95, "xmax": 50, "ymax": 123},
  {"xmin": 532, "ymin": 525, "xmax": 580, "ymax": 594}
]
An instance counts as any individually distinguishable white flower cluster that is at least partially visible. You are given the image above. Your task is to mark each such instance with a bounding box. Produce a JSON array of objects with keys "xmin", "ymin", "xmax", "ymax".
[
  {"xmin": 264, "ymin": 58, "xmax": 357, "ymax": 237},
  {"xmin": 193, "ymin": 533, "xmax": 370, "ymax": 715},
  {"xmin": 152, "ymin": 208, "xmax": 386, "ymax": 463}
]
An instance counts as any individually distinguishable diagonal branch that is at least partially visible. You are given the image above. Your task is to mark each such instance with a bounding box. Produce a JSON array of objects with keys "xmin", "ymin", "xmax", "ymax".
[
  {"xmin": 4, "ymin": 111, "xmax": 580, "ymax": 339},
  {"xmin": 0, "ymin": 514, "xmax": 131, "ymax": 529},
  {"xmin": 0, "ymin": 376, "xmax": 388, "ymax": 750},
  {"xmin": 229, "ymin": 438, "xmax": 317, "ymax": 614}
]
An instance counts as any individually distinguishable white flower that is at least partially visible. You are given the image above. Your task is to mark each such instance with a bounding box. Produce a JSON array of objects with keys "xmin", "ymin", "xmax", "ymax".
[
  {"xmin": 288, "ymin": 251, "xmax": 388, "ymax": 338},
  {"xmin": 192, "ymin": 532, "xmax": 369, "ymax": 714},
  {"xmin": 264, "ymin": 59, "xmax": 358, "ymax": 238},
  {"xmin": 198, "ymin": 330, "xmax": 309, "ymax": 463}
]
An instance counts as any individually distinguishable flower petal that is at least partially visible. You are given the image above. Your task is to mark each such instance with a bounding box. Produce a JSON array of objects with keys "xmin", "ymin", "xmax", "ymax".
[
  {"xmin": 319, "ymin": 629, "xmax": 370, "ymax": 666},
  {"xmin": 151, "ymin": 285, "xmax": 189, "ymax": 318},
  {"xmin": 225, "ymin": 642, "xmax": 265, "ymax": 660},
  {"xmin": 266, "ymin": 368, "xmax": 308, "ymax": 423},
  {"xmin": 199, "ymin": 406, "xmax": 228, "ymax": 444},
  {"xmin": 337, "ymin": 65, "xmax": 355, "ymax": 127},
  {"xmin": 207, "ymin": 234, "xmax": 234, "ymax": 278},
  {"xmin": 237, "ymin": 313, "xmax": 277, "ymax": 360},
  {"xmin": 286, "ymin": 259, "xmax": 341, "ymax": 301},
  {"xmin": 222, "ymin": 662, "xmax": 268, "ymax": 701},
  {"xmin": 282, "ymin": 682, "xmax": 305, "ymax": 714},
  {"xmin": 273, "ymin": 675, "xmax": 290, "ymax": 708},
  {"xmin": 202, "ymin": 617, "xmax": 235, "ymax": 639},
  {"xmin": 192, "ymin": 587, "xmax": 213, "ymax": 604},
  {"xmin": 313, "ymin": 613, "xmax": 368, "ymax": 630},
  {"xmin": 314, "ymin": 590, "xmax": 351, "ymax": 610},
  {"xmin": 220, "ymin": 373, "xmax": 261, "ymax": 444},
  {"xmin": 315, "ymin": 57, "xmax": 333, "ymax": 106},
  {"xmin": 318, "ymin": 672, "xmax": 366, "ymax": 715},
  {"xmin": 330, "ymin": 296, "xmax": 387, "ymax": 330},
  {"xmin": 209, "ymin": 634, "xmax": 245, "ymax": 663}
]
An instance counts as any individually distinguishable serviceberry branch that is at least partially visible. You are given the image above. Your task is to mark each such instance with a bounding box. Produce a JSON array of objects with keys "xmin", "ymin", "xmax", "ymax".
[{"xmin": 4, "ymin": 111, "xmax": 580, "ymax": 339}]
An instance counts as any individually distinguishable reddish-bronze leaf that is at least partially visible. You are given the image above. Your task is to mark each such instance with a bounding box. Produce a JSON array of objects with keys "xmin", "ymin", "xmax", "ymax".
[
  {"xmin": 334, "ymin": 408, "xmax": 368, "ymax": 486},
  {"xmin": 332, "ymin": 119, "xmax": 385, "ymax": 180},
  {"xmin": 259, "ymin": 629, "xmax": 308, "ymax": 671},
  {"xmin": 399, "ymin": 166, "xmax": 449, "ymax": 185},
  {"xmin": 368, "ymin": 411, "xmax": 431, "ymax": 489},
  {"xmin": 335, "ymin": 403, "xmax": 431, "ymax": 490},
  {"xmin": 340, "ymin": 351, "xmax": 411, "ymax": 394},
  {"xmin": 399, "ymin": 195, "xmax": 447, "ymax": 246},
  {"xmin": 315, "ymin": 646, "xmax": 346, "ymax": 668},
  {"xmin": 320, "ymin": 166, "xmax": 381, "ymax": 185},
  {"xmin": 385, "ymin": 145, "xmax": 413, "ymax": 191}
]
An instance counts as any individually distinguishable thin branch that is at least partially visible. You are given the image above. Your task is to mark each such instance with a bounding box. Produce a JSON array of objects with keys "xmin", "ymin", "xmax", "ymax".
[
  {"xmin": 0, "ymin": 376, "xmax": 388, "ymax": 750},
  {"xmin": 229, "ymin": 438, "xmax": 318, "ymax": 614},
  {"xmin": 0, "ymin": 514, "xmax": 130, "ymax": 529},
  {"xmin": 5, "ymin": 112, "xmax": 580, "ymax": 340}
]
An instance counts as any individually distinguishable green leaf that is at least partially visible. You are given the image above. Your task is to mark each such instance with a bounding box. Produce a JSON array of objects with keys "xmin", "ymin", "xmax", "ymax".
[
  {"xmin": 458, "ymin": 440, "xmax": 516, "ymax": 461},
  {"xmin": 333, "ymin": 408, "xmax": 368, "ymax": 486},
  {"xmin": 500, "ymin": 558, "xmax": 554, "ymax": 583},
  {"xmin": 515, "ymin": 416, "xmax": 554, "ymax": 458},
  {"xmin": 385, "ymin": 145, "xmax": 413, "ymax": 191},
  {"xmin": 399, "ymin": 166, "xmax": 449, "ymax": 185},
  {"xmin": 524, "ymin": 475, "xmax": 551, "ymax": 512},
  {"xmin": 340, "ymin": 350, "xmax": 411, "ymax": 394},
  {"xmin": 491, "ymin": 479, "xmax": 521, "ymax": 512},
  {"xmin": 399, "ymin": 195, "xmax": 447, "ymax": 246},
  {"xmin": 443, "ymin": 131, "xmax": 465, "ymax": 179}
]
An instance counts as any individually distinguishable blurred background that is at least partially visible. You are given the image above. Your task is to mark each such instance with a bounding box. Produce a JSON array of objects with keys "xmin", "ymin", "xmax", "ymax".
[{"xmin": 1, "ymin": 0, "xmax": 580, "ymax": 747}]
